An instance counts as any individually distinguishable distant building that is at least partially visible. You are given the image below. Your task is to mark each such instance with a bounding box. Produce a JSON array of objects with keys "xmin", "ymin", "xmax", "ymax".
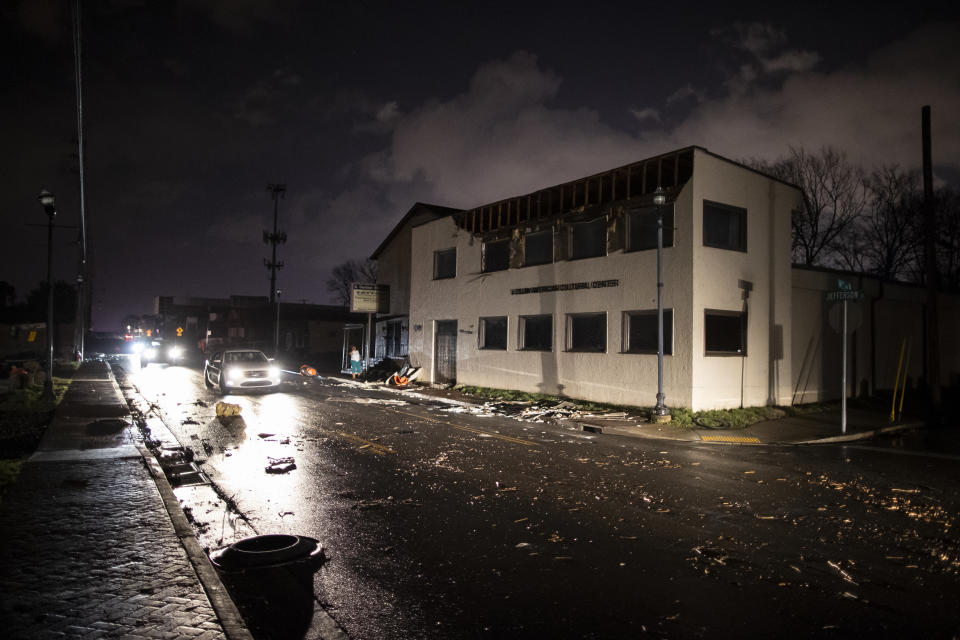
[
  {"xmin": 153, "ymin": 295, "xmax": 360, "ymax": 369},
  {"xmin": 373, "ymin": 146, "xmax": 960, "ymax": 410}
]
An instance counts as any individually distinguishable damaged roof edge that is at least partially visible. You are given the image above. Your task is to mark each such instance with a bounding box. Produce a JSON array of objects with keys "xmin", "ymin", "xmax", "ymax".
[{"xmin": 369, "ymin": 202, "xmax": 463, "ymax": 260}]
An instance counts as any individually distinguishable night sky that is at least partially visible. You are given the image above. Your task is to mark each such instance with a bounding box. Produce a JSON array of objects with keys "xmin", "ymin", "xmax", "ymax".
[{"xmin": 3, "ymin": 1, "xmax": 958, "ymax": 331}]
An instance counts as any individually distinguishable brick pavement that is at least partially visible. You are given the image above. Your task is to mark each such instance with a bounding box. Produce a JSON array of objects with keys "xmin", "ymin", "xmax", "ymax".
[
  {"xmin": 0, "ymin": 361, "xmax": 249, "ymax": 640},
  {"xmin": 0, "ymin": 459, "xmax": 226, "ymax": 639}
]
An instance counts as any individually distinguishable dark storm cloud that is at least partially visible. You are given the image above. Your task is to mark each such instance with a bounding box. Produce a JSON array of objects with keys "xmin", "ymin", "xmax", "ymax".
[{"xmin": 3, "ymin": 2, "xmax": 958, "ymax": 330}]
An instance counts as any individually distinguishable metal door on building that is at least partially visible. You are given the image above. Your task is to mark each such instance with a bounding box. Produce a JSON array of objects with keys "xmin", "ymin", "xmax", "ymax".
[{"xmin": 434, "ymin": 320, "xmax": 457, "ymax": 384}]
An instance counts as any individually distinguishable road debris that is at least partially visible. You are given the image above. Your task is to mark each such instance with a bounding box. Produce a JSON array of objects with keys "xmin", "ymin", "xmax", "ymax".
[
  {"xmin": 827, "ymin": 560, "xmax": 858, "ymax": 585},
  {"xmin": 265, "ymin": 456, "xmax": 296, "ymax": 473},
  {"xmin": 215, "ymin": 401, "xmax": 242, "ymax": 417}
]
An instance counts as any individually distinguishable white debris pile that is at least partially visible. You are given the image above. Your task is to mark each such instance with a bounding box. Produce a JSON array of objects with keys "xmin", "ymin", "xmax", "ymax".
[{"xmin": 445, "ymin": 399, "xmax": 636, "ymax": 424}]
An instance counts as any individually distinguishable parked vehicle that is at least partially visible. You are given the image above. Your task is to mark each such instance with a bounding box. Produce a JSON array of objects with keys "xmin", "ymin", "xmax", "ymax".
[{"xmin": 204, "ymin": 349, "xmax": 281, "ymax": 393}]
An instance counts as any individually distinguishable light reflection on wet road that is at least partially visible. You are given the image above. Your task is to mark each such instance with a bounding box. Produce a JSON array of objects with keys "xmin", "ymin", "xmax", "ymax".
[{"xmin": 122, "ymin": 363, "xmax": 960, "ymax": 639}]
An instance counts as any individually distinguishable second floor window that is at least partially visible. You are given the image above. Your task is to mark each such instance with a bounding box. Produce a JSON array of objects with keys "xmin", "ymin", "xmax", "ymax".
[
  {"xmin": 628, "ymin": 206, "xmax": 674, "ymax": 251},
  {"xmin": 434, "ymin": 247, "xmax": 456, "ymax": 279},
  {"xmin": 483, "ymin": 239, "xmax": 510, "ymax": 272},
  {"xmin": 704, "ymin": 200, "xmax": 747, "ymax": 252},
  {"xmin": 571, "ymin": 217, "xmax": 606, "ymax": 260},
  {"xmin": 524, "ymin": 230, "xmax": 553, "ymax": 266}
]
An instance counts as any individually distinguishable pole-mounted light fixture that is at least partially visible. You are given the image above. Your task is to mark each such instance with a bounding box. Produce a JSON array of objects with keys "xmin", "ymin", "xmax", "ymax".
[
  {"xmin": 651, "ymin": 186, "xmax": 671, "ymax": 422},
  {"xmin": 38, "ymin": 189, "xmax": 57, "ymax": 399}
]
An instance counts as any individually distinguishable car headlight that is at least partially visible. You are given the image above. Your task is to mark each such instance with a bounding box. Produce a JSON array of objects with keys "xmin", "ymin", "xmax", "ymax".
[
  {"xmin": 144, "ymin": 348, "xmax": 157, "ymax": 359},
  {"xmin": 227, "ymin": 368, "xmax": 242, "ymax": 380},
  {"xmin": 168, "ymin": 346, "xmax": 182, "ymax": 359},
  {"xmin": 132, "ymin": 343, "xmax": 145, "ymax": 353},
  {"xmin": 268, "ymin": 366, "xmax": 280, "ymax": 379}
]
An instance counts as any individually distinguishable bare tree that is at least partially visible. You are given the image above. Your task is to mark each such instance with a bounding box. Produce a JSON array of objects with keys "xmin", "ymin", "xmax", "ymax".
[
  {"xmin": 326, "ymin": 259, "xmax": 378, "ymax": 307},
  {"xmin": 750, "ymin": 146, "xmax": 868, "ymax": 266},
  {"xmin": 932, "ymin": 187, "xmax": 960, "ymax": 290},
  {"xmin": 835, "ymin": 165, "xmax": 921, "ymax": 281}
]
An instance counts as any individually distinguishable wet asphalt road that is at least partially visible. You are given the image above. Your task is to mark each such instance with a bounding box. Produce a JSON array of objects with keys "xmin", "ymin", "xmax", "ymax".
[{"xmin": 120, "ymin": 362, "xmax": 960, "ymax": 639}]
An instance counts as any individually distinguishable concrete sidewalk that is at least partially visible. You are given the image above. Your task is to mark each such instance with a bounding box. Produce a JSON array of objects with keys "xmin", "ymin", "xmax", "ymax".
[
  {"xmin": 384, "ymin": 379, "xmax": 924, "ymax": 445},
  {"xmin": 0, "ymin": 361, "xmax": 251, "ymax": 640},
  {"xmin": 574, "ymin": 406, "xmax": 924, "ymax": 444}
]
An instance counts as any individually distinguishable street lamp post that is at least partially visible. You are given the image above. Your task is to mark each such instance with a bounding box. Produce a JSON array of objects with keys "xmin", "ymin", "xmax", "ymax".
[
  {"xmin": 652, "ymin": 186, "xmax": 671, "ymax": 422},
  {"xmin": 38, "ymin": 190, "xmax": 57, "ymax": 399}
]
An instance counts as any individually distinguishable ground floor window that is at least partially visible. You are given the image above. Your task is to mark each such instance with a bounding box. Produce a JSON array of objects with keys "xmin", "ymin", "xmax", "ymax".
[
  {"xmin": 623, "ymin": 309, "xmax": 672, "ymax": 354},
  {"xmin": 479, "ymin": 316, "xmax": 507, "ymax": 350},
  {"xmin": 566, "ymin": 312, "xmax": 606, "ymax": 352},
  {"xmin": 519, "ymin": 314, "xmax": 552, "ymax": 351},
  {"xmin": 705, "ymin": 309, "xmax": 746, "ymax": 355}
]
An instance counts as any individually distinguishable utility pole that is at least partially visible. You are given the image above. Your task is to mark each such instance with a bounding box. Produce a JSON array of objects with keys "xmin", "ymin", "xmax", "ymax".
[
  {"xmin": 921, "ymin": 106, "xmax": 941, "ymax": 424},
  {"xmin": 72, "ymin": 0, "xmax": 88, "ymax": 361},
  {"xmin": 264, "ymin": 183, "xmax": 287, "ymax": 304}
]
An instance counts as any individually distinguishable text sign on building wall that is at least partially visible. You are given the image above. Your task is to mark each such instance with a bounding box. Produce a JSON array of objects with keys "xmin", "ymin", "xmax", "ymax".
[
  {"xmin": 510, "ymin": 279, "xmax": 619, "ymax": 295},
  {"xmin": 351, "ymin": 283, "xmax": 389, "ymax": 313}
]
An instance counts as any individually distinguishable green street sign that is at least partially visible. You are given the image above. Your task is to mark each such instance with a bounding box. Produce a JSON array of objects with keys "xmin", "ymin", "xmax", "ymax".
[{"xmin": 824, "ymin": 290, "xmax": 864, "ymax": 302}]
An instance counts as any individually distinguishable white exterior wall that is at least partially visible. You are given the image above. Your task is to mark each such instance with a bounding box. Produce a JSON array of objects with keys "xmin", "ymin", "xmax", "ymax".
[
  {"xmin": 408, "ymin": 202, "xmax": 696, "ymax": 406},
  {"xmin": 688, "ymin": 150, "xmax": 798, "ymax": 409},
  {"xmin": 791, "ymin": 268, "xmax": 960, "ymax": 403}
]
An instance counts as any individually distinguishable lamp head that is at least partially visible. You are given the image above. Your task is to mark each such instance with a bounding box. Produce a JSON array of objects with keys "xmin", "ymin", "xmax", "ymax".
[
  {"xmin": 653, "ymin": 186, "xmax": 666, "ymax": 207},
  {"xmin": 38, "ymin": 189, "xmax": 57, "ymax": 217}
]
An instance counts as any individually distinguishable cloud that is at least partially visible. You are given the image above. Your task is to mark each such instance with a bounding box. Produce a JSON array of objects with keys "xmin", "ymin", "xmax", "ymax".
[
  {"xmin": 365, "ymin": 51, "xmax": 645, "ymax": 209},
  {"xmin": 667, "ymin": 22, "xmax": 960, "ymax": 171},
  {"xmin": 666, "ymin": 84, "xmax": 706, "ymax": 106},
  {"xmin": 715, "ymin": 21, "xmax": 821, "ymax": 83},
  {"xmin": 629, "ymin": 108, "xmax": 660, "ymax": 123},
  {"xmin": 359, "ymin": 22, "xmax": 959, "ymax": 224}
]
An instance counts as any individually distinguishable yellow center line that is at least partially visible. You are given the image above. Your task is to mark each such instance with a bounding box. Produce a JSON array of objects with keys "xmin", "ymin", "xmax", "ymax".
[
  {"xmin": 339, "ymin": 432, "xmax": 395, "ymax": 455},
  {"xmin": 385, "ymin": 408, "xmax": 539, "ymax": 448}
]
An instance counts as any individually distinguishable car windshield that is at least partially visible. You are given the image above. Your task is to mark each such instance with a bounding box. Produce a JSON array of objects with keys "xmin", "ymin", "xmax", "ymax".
[{"xmin": 224, "ymin": 351, "xmax": 268, "ymax": 364}]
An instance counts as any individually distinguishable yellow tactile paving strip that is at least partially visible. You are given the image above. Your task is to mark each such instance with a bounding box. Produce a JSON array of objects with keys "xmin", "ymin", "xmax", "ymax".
[{"xmin": 700, "ymin": 434, "xmax": 762, "ymax": 444}]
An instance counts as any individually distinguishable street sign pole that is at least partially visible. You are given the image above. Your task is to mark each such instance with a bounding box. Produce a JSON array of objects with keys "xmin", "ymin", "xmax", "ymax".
[{"xmin": 841, "ymin": 299, "xmax": 847, "ymax": 434}]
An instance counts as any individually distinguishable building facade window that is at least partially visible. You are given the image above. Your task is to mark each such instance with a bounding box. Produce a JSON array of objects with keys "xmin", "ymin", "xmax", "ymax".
[
  {"xmin": 570, "ymin": 217, "xmax": 606, "ymax": 260},
  {"xmin": 566, "ymin": 312, "xmax": 606, "ymax": 352},
  {"xmin": 705, "ymin": 310, "xmax": 747, "ymax": 355},
  {"xmin": 703, "ymin": 200, "xmax": 747, "ymax": 252},
  {"xmin": 519, "ymin": 314, "xmax": 552, "ymax": 351},
  {"xmin": 524, "ymin": 230, "xmax": 553, "ymax": 266},
  {"xmin": 483, "ymin": 238, "xmax": 510, "ymax": 273},
  {"xmin": 627, "ymin": 206, "xmax": 674, "ymax": 251},
  {"xmin": 434, "ymin": 247, "xmax": 457, "ymax": 279},
  {"xmin": 623, "ymin": 309, "xmax": 673, "ymax": 354},
  {"xmin": 228, "ymin": 327, "xmax": 245, "ymax": 338},
  {"xmin": 479, "ymin": 316, "xmax": 508, "ymax": 350}
]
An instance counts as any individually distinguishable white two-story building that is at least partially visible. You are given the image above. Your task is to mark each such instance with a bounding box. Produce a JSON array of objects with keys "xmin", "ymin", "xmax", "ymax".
[{"xmin": 371, "ymin": 146, "xmax": 959, "ymax": 411}]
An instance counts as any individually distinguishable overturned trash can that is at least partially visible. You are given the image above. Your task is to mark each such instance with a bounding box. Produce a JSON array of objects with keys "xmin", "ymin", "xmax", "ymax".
[{"xmin": 210, "ymin": 535, "xmax": 326, "ymax": 639}]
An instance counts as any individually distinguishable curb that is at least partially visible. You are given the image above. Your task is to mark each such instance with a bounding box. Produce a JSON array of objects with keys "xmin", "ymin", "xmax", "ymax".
[
  {"xmin": 793, "ymin": 421, "xmax": 925, "ymax": 444},
  {"xmin": 137, "ymin": 443, "xmax": 254, "ymax": 640}
]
